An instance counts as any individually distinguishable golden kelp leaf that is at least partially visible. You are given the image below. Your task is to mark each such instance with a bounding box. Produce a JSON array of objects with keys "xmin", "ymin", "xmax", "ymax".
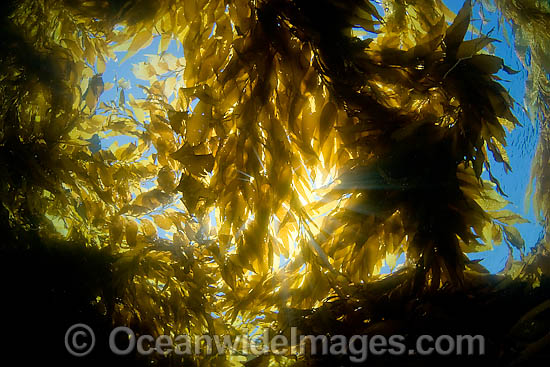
[
  {"xmin": 157, "ymin": 167, "xmax": 176, "ymax": 192},
  {"xmin": 319, "ymin": 101, "xmax": 337, "ymax": 147},
  {"xmin": 86, "ymin": 74, "xmax": 105, "ymax": 111},
  {"xmin": 469, "ymin": 54, "xmax": 504, "ymax": 74},
  {"xmin": 493, "ymin": 210, "xmax": 529, "ymax": 225},
  {"xmin": 109, "ymin": 215, "xmax": 124, "ymax": 244},
  {"xmin": 176, "ymin": 174, "xmax": 209, "ymax": 213},
  {"xmin": 97, "ymin": 56, "xmax": 106, "ymax": 74},
  {"xmin": 502, "ymin": 64, "xmax": 520, "ymax": 74},
  {"xmin": 167, "ymin": 110, "xmax": 188, "ymax": 135},
  {"xmin": 141, "ymin": 218, "xmax": 157, "ymax": 238},
  {"xmin": 121, "ymin": 29, "xmax": 153, "ymax": 63},
  {"xmin": 133, "ymin": 62, "xmax": 155, "ymax": 80},
  {"xmin": 445, "ymin": 0, "xmax": 472, "ymax": 48},
  {"xmin": 476, "ymin": 186, "xmax": 509, "ymax": 211},
  {"xmin": 503, "ymin": 226, "xmax": 525, "ymax": 250},
  {"xmin": 171, "ymin": 144, "xmax": 215, "ymax": 176},
  {"xmin": 159, "ymin": 33, "xmax": 171, "ymax": 54},
  {"xmin": 164, "ymin": 76, "xmax": 177, "ymax": 97},
  {"xmin": 114, "ymin": 142, "xmax": 138, "ymax": 161},
  {"xmin": 134, "ymin": 189, "xmax": 171, "ymax": 211},
  {"xmin": 119, "ymin": 89, "xmax": 125, "ymax": 106},
  {"xmin": 184, "ymin": 0, "xmax": 198, "ymax": 22},
  {"xmin": 153, "ymin": 214, "xmax": 173, "ymax": 230},
  {"xmin": 83, "ymin": 37, "xmax": 95, "ymax": 64},
  {"xmin": 457, "ymin": 37, "xmax": 498, "ymax": 59},
  {"xmin": 481, "ymin": 222, "xmax": 494, "ymax": 246},
  {"xmin": 185, "ymin": 113, "xmax": 209, "ymax": 146},
  {"xmin": 98, "ymin": 165, "xmax": 114, "ymax": 186},
  {"xmin": 173, "ymin": 231, "xmax": 190, "ymax": 248},
  {"xmin": 301, "ymin": 106, "xmax": 319, "ymax": 145},
  {"xmin": 61, "ymin": 38, "xmax": 82, "ymax": 58},
  {"xmin": 125, "ymin": 219, "xmax": 139, "ymax": 247},
  {"xmin": 85, "ymin": 88, "xmax": 97, "ymax": 111},
  {"xmin": 486, "ymin": 90, "xmax": 518, "ymax": 128}
]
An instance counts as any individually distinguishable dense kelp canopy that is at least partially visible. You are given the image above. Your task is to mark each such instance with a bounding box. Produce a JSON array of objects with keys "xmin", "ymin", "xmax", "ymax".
[{"xmin": 1, "ymin": 0, "xmax": 549, "ymax": 366}]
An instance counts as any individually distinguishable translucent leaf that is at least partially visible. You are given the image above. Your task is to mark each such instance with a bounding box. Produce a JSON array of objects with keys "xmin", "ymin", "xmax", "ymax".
[
  {"xmin": 159, "ymin": 33, "xmax": 171, "ymax": 54},
  {"xmin": 457, "ymin": 37, "xmax": 498, "ymax": 59},
  {"xmin": 141, "ymin": 218, "xmax": 158, "ymax": 238},
  {"xmin": 97, "ymin": 56, "xmax": 106, "ymax": 74},
  {"xmin": 445, "ymin": 0, "xmax": 472, "ymax": 48},
  {"xmin": 185, "ymin": 113, "xmax": 208, "ymax": 146},
  {"xmin": 119, "ymin": 89, "xmax": 125, "ymax": 106},
  {"xmin": 503, "ymin": 226, "xmax": 525, "ymax": 250},
  {"xmin": 133, "ymin": 62, "xmax": 154, "ymax": 80},
  {"xmin": 85, "ymin": 88, "xmax": 97, "ymax": 111},
  {"xmin": 469, "ymin": 54, "xmax": 504, "ymax": 74},
  {"xmin": 121, "ymin": 29, "xmax": 153, "ymax": 63},
  {"xmin": 153, "ymin": 214, "xmax": 173, "ymax": 230},
  {"xmin": 319, "ymin": 101, "xmax": 337, "ymax": 147},
  {"xmin": 493, "ymin": 210, "xmax": 529, "ymax": 225},
  {"xmin": 126, "ymin": 220, "xmax": 138, "ymax": 247},
  {"xmin": 109, "ymin": 216, "xmax": 124, "ymax": 244}
]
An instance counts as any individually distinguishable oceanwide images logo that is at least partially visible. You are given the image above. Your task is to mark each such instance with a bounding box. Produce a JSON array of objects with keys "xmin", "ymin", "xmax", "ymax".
[{"xmin": 65, "ymin": 324, "xmax": 485, "ymax": 362}]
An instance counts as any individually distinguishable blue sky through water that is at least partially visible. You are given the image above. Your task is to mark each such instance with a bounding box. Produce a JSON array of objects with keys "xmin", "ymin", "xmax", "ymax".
[{"xmin": 95, "ymin": 0, "xmax": 543, "ymax": 274}]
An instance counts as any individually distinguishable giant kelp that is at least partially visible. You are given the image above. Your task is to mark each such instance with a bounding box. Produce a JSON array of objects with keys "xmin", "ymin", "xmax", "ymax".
[{"xmin": 1, "ymin": 0, "xmax": 549, "ymax": 366}]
